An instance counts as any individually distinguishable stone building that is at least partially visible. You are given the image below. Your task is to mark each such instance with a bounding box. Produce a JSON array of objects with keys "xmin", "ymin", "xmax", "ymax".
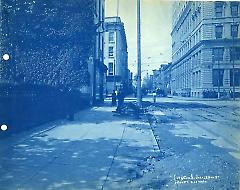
[
  {"xmin": 89, "ymin": 0, "xmax": 107, "ymax": 104},
  {"xmin": 104, "ymin": 16, "xmax": 128, "ymax": 94},
  {"xmin": 171, "ymin": 1, "xmax": 240, "ymax": 98}
]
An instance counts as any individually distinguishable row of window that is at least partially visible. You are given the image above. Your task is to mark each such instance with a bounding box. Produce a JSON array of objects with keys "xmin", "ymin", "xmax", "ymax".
[
  {"xmin": 108, "ymin": 62, "xmax": 113, "ymax": 75},
  {"xmin": 213, "ymin": 68, "xmax": 240, "ymax": 86},
  {"xmin": 192, "ymin": 70, "xmax": 201, "ymax": 87},
  {"xmin": 174, "ymin": 27, "xmax": 239, "ymax": 62},
  {"xmin": 215, "ymin": 24, "xmax": 239, "ymax": 39},
  {"xmin": 108, "ymin": 46, "xmax": 113, "ymax": 57},
  {"xmin": 173, "ymin": 50, "xmax": 202, "ymax": 78},
  {"xmin": 174, "ymin": 47, "xmax": 240, "ymax": 72},
  {"xmin": 215, "ymin": 2, "xmax": 239, "ymax": 17},
  {"xmin": 175, "ymin": 6, "xmax": 201, "ymax": 50},
  {"xmin": 212, "ymin": 47, "xmax": 240, "ymax": 61},
  {"xmin": 174, "ymin": 27, "xmax": 202, "ymax": 61},
  {"xmin": 109, "ymin": 32, "xmax": 114, "ymax": 43},
  {"xmin": 172, "ymin": 68, "xmax": 202, "ymax": 89},
  {"xmin": 172, "ymin": 68, "xmax": 240, "ymax": 88},
  {"xmin": 108, "ymin": 30, "xmax": 114, "ymax": 75},
  {"xmin": 172, "ymin": 74, "xmax": 191, "ymax": 89}
]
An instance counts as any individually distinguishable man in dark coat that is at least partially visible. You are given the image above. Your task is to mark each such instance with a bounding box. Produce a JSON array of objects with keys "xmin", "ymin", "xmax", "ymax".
[
  {"xmin": 117, "ymin": 87, "xmax": 125, "ymax": 112},
  {"xmin": 112, "ymin": 90, "xmax": 117, "ymax": 106}
]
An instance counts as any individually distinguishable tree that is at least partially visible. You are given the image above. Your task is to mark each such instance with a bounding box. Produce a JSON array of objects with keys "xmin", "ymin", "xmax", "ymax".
[{"xmin": 142, "ymin": 74, "xmax": 153, "ymax": 92}]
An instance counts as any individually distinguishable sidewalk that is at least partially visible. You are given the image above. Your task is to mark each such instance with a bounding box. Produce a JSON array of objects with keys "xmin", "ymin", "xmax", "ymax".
[{"xmin": 0, "ymin": 101, "xmax": 159, "ymax": 190}]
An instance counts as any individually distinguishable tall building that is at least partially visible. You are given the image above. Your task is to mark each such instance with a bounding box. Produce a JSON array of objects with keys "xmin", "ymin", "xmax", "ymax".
[
  {"xmin": 89, "ymin": 0, "xmax": 107, "ymax": 104},
  {"xmin": 104, "ymin": 16, "xmax": 128, "ymax": 94},
  {"xmin": 171, "ymin": 1, "xmax": 240, "ymax": 98}
]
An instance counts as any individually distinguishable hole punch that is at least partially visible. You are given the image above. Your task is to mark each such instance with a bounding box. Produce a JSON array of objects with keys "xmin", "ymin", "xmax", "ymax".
[
  {"xmin": 2, "ymin": 53, "xmax": 10, "ymax": 61},
  {"xmin": 1, "ymin": 124, "xmax": 8, "ymax": 131}
]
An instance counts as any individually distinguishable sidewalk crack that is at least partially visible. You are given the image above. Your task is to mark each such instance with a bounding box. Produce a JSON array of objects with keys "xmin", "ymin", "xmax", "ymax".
[{"xmin": 101, "ymin": 124, "xmax": 126, "ymax": 190}]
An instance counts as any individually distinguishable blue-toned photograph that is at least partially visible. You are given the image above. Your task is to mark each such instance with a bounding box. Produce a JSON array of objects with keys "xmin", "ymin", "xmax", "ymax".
[{"xmin": 0, "ymin": 0, "xmax": 239, "ymax": 189}]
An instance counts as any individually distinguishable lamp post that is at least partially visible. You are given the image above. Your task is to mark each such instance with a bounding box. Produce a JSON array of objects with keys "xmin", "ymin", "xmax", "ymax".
[{"xmin": 137, "ymin": 0, "xmax": 142, "ymax": 106}]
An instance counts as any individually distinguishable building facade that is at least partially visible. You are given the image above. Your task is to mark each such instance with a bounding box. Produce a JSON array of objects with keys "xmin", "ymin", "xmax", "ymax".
[
  {"xmin": 171, "ymin": 1, "xmax": 240, "ymax": 98},
  {"xmin": 88, "ymin": 0, "xmax": 107, "ymax": 104},
  {"xmin": 152, "ymin": 67, "xmax": 165, "ymax": 91},
  {"xmin": 104, "ymin": 16, "xmax": 128, "ymax": 94},
  {"xmin": 152, "ymin": 63, "xmax": 172, "ymax": 95}
]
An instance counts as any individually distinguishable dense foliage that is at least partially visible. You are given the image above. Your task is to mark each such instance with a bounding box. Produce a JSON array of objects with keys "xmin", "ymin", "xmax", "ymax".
[{"xmin": 1, "ymin": 0, "xmax": 95, "ymax": 89}]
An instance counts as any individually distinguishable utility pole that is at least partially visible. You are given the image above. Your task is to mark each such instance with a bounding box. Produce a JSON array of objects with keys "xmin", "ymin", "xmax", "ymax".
[
  {"xmin": 117, "ymin": 0, "xmax": 119, "ymax": 17},
  {"xmin": 114, "ymin": 59, "xmax": 116, "ymax": 90},
  {"xmin": 232, "ymin": 16, "xmax": 235, "ymax": 101},
  {"xmin": 218, "ymin": 60, "xmax": 220, "ymax": 99},
  {"xmin": 137, "ymin": 0, "xmax": 142, "ymax": 106},
  {"xmin": 232, "ymin": 48, "xmax": 235, "ymax": 101}
]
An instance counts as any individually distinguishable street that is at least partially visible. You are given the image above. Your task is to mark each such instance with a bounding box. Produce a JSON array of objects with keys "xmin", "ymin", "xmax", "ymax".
[
  {"xmin": 0, "ymin": 97, "xmax": 239, "ymax": 190},
  {"xmin": 144, "ymin": 96, "xmax": 240, "ymax": 190}
]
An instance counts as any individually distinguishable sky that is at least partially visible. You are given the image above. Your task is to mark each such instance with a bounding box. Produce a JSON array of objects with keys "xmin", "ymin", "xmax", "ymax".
[{"xmin": 105, "ymin": 0, "xmax": 173, "ymax": 76}]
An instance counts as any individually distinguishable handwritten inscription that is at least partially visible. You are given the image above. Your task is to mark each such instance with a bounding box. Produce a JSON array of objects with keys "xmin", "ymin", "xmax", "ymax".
[{"xmin": 174, "ymin": 174, "xmax": 220, "ymax": 184}]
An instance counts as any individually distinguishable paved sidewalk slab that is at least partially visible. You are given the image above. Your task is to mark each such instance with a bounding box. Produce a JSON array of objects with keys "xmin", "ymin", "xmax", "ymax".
[{"xmin": 0, "ymin": 104, "xmax": 158, "ymax": 190}]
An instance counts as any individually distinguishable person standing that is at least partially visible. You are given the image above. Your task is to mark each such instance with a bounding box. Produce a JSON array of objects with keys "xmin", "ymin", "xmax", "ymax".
[
  {"xmin": 153, "ymin": 90, "xmax": 157, "ymax": 103},
  {"xmin": 117, "ymin": 86, "xmax": 125, "ymax": 111},
  {"xmin": 111, "ymin": 90, "xmax": 117, "ymax": 106}
]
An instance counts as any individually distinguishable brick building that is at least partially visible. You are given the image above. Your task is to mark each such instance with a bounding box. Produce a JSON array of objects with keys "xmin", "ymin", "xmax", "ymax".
[{"xmin": 104, "ymin": 16, "xmax": 129, "ymax": 94}]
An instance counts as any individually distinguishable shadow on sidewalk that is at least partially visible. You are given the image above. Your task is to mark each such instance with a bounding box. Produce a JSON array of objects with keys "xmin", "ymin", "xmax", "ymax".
[{"xmin": 0, "ymin": 127, "xmax": 163, "ymax": 190}]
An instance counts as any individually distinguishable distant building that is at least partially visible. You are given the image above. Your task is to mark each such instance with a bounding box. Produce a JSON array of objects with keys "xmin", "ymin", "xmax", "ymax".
[
  {"xmin": 152, "ymin": 68, "xmax": 164, "ymax": 91},
  {"xmin": 163, "ymin": 63, "xmax": 172, "ymax": 95},
  {"xmin": 104, "ymin": 16, "xmax": 128, "ymax": 94},
  {"xmin": 152, "ymin": 63, "xmax": 172, "ymax": 95},
  {"xmin": 171, "ymin": 1, "xmax": 240, "ymax": 98}
]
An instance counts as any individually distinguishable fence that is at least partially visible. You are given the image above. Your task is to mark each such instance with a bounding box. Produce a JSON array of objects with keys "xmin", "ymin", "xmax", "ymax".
[{"xmin": 0, "ymin": 83, "xmax": 90, "ymax": 137}]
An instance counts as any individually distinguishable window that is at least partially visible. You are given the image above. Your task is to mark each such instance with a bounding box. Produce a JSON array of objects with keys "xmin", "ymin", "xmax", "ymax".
[
  {"xmin": 215, "ymin": 25, "xmax": 223, "ymax": 39},
  {"xmin": 231, "ymin": 25, "xmax": 238, "ymax": 38},
  {"xmin": 215, "ymin": 2, "xmax": 224, "ymax": 17},
  {"xmin": 212, "ymin": 47, "xmax": 224, "ymax": 61},
  {"xmin": 212, "ymin": 69, "xmax": 224, "ymax": 86},
  {"xmin": 108, "ymin": 47, "xmax": 113, "ymax": 57},
  {"xmin": 230, "ymin": 47, "xmax": 240, "ymax": 61},
  {"xmin": 230, "ymin": 68, "xmax": 240, "ymax": 86},
  {"xmin": 231, "ymin": 2, "xmax": 239, "ymax": 17},
  {"xmin": 109, "ymin": 32, "xmax": 114, "ymax": 42},
  {"xmin": 108, "ymin": 62, "xmax": 113, "ymax": 75}
]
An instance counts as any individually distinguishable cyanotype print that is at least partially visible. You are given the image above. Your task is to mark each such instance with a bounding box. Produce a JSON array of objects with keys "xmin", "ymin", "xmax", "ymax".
[{"xmin": 0, "ymin": 0, "xmax": 239, "ymax": 189}]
